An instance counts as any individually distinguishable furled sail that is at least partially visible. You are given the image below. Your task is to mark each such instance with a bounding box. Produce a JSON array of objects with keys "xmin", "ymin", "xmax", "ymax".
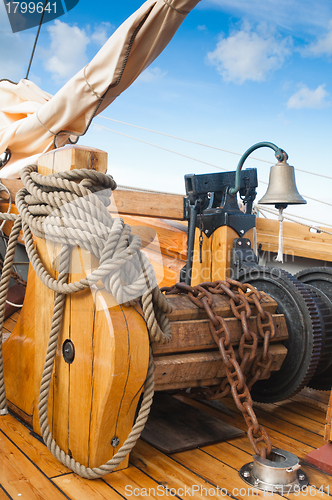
[{"xmin": 0, "ymin": 0, "xmax": 200, "ymax": 177}]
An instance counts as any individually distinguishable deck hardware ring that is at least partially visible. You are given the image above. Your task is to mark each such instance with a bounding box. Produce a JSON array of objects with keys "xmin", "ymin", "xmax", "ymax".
[{"xmin": 239, "ymin": 448, "xmax": 308, "ymax": 492}]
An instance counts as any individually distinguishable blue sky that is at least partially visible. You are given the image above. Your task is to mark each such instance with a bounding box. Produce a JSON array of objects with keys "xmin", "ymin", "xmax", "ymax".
[{"xmin": 1, "ymin": 0, "xmax": 332, "ymax": 227}]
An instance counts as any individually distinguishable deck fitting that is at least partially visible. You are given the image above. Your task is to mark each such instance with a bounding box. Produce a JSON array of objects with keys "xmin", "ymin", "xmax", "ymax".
[{"xmin": 239, "ymin": 448, "xmax": 309, "ymax": 493}]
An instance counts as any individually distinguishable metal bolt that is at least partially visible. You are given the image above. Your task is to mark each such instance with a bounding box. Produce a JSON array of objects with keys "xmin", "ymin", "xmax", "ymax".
[
  {"xmin": 240, "ymin": 229, "xmax": 245, "ymax": 234},
  {"xmin": 243, "ymin": 471, "xmax": 250, "ymax": 478},
  {"xmin": 246, "ymin": 241, "xmax": 250, "ymax": 246},
  {"xmin": 299, "ymin": 474, "xmax": 305, "ymax": 481},
  {"xmin": 237, "ymin": 241, "xmax": 242, "ymax": 246},
  {"xmin": 111, "ymin": 437, "xmax": 120, "ymax": 447},
  {"xmin": 205, "ymin": 230, "xmax": 209, "ymax": 234}
]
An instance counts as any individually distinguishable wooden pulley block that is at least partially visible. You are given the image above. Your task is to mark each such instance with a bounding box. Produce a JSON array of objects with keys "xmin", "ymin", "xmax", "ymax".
[{"xmin": 2, "ymin": 146, "xmax": 150, "ymax": 471}]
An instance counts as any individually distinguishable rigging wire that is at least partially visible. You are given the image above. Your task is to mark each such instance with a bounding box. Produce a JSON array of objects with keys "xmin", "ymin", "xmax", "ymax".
[
  {"xmin": 93, "ymin": 123, "xmax": 229, "ymax": 173},
  {"xmin": 116, "ymin": 182, "xmax": 332, "ymax": 230},
  {"xmin": 93, "ymin": 123, "xmax": 332, "ymax": 208},
  {"xmin": 117, "ymin": 184, "xmax": 183, "ymax": 196},
  {"xmin": 98, "ymin": 115, "xmax": 332, "ymax": 181},
  {"xmin": 25, "ymin": 0, "xmax": 48, "ymax": 80}
]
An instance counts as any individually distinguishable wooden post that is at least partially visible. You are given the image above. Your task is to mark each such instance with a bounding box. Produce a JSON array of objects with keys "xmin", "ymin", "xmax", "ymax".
[
  {"xmin": 191, "ymin": 226, "xmax": 254, "ymax": 285},
  {"xmin": 3, "ymin": 145, "xmax": 150, "ymax": 471}
]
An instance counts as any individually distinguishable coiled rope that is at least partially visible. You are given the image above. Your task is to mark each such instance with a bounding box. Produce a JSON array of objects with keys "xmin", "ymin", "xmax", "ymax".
[{"xmin": 0, "ymin": 164, "xmax": 172, "ymax": 478}]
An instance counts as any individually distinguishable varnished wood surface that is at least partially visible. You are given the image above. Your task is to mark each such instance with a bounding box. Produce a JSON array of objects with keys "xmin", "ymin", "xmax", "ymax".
[
  {"xmin": 153, "ymin": 313, "xmax": 288, "ymax": 355},
  {"xmin": 153, "ymin": 344, "xmax": 287, "ymax": 391},
  {"xmin": 0, "ymin": 387, "xmax": 330, "ymax": 499},
  {"xmin": 2, "ymin": 145, "xmax": 150, "ymax": 471},
  {"xmin": 1, "ymin": 181, "xmax": 332, "ymax": 263},
  {"xmin": 165, "ymin": 290, "xmax": 277, "ymax": 322}
]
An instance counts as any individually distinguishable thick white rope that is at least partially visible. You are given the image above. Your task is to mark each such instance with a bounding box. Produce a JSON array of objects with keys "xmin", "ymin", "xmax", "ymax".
[{"xmin": 274, "ymin": 207, "xmax": 284, "ymax": 263}]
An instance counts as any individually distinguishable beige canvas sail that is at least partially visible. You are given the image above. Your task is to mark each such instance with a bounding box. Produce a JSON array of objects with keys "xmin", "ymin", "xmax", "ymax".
[{"xmin": 0, "ymin": 0, "xmax": 200, "ymax": 177}]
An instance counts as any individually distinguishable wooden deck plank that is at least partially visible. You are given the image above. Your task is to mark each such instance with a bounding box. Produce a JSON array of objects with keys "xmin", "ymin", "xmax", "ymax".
[
  {"xmin": 173, "ymin": 446, "xmax": 277, "ymax": 499},
  {"xmin": 213, "ymin": 433, "xmax": 314, "ymax": 462},
  {"xmin": 0, "ymin": 392, "xmax": 330, "ymax": 499},
  {"xmin": 291, "ymin": 389, "xmax": 330, "ymax": 410},
  {"xmin": 103, "ymin": 466, "xmax": 174, "ymax": 499},
  {"xmin": 252, "ymin": 402, "xmax": 326, "ymax": 433},
  {"xmin": 0, "ymin": 486, "xmax": 11, "ymax": 500},
  {"xmin": 174, "ymin": 395, "xmax": 324, "ymax": 455},
  {"xmin": 222, "ymin": 397, "xmax": 326, "ymax": 444},
  {"xmin": 270, "ymin": 400, "xmax": 327, "ymax": 424},
  {"xmin": 3, "ymin": 318, "xmax": 17, "ymax": 334},
  {"xmin": 300, "ymin": 388, "xmax": 329, "ymax": 404},
  {"xmin": 0, "ymin": 414, "xmax": 69, "ymax": 477},
  {"xmin": 201, "ymin": 440, "xmax": 332, "ymax": 500},
  {"xmin": 0, "ymin": 430, "xmax": 67, "ymax": 499},
  {"xmin": 301, "ymin": 464, "xmax": 332, "ymax": 491},
  {"xmin": 10, "ymin": 312, "xmax": 20, "ymax": 322},
  {"xmin": 53, "ymin": 474, "xmax": 124, "ymax": 499},
  {"xmin": 290, "ymin": 395, "xmax": 328, "ymax": 413},
  {"xmin": 131, "ymin": 439, "xmax": 228, "ymax": 499}
]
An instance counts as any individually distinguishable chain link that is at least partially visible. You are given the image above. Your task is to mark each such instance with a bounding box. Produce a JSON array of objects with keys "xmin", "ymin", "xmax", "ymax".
[{"xmin": 162, "ymin": 279, "xmax": 275, "ymax": 458}]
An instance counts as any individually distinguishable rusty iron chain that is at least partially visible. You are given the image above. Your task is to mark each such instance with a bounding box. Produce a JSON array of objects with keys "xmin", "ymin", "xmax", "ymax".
[{"xmin": 162, "ymin": 279, "xmax": 276, "ymax": 459}]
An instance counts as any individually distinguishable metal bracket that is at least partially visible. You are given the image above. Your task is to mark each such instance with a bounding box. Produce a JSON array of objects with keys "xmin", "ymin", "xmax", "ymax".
[
  {"xmin": 183, "ymin": 169, "xmax": 257, "ymax": 238},
  {"xmin": 195, "ymin": 210, "xmax": 256, "ymax": 238},
  {"xmin": 231, "ymin": 238, "xmax": 258, "ymax": 277},
  {"xmin": 183, "ymin": 169, "xmax": 258, "ymax": 285}
]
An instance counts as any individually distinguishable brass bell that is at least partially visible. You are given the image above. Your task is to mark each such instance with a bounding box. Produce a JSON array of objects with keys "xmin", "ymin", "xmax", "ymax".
[{"xmin": 259, "ymin": 160, "xmax": 306, "ymax": 208}]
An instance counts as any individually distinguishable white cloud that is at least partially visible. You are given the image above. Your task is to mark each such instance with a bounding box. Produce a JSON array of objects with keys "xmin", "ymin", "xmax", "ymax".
[
  {"xmin": 207, "ymin": 23, "xmax": 291, "ymax": 84},
  {"xmin": 305, "ymin": 19, "xmax": 332, "ymax": 56},
  {"xmin": 42, "ymin": 20, "xmax": 114, "ymax": 82},
  {"xmin": 91, "ymin": 22, "xmax": 114, "ymax": 46},
  {"xmin": 287, "ymin": 84, "xmax": 330, "ymax": 109},
  {"xmin": 44, "ymin": 20, "xmax": 90, "ymax": 81},
  {"xmin": 138, "ymin": 67, "xmax": 167, "ymax": 83},
  {"xmin": 198, "ymin": 25, "xmax": 207, "ymax": 31}
]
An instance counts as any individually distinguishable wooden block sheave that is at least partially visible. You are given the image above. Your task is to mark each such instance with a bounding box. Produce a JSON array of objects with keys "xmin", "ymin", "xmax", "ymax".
[{"xmin": 2, "ymin": 145, "xmax": 150, "ymax": 471}]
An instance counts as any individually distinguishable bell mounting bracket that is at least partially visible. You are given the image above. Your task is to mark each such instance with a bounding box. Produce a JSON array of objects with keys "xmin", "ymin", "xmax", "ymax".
[{"xmin": 183, "ymin": 169, "xmax": 258, "ymax": 284}]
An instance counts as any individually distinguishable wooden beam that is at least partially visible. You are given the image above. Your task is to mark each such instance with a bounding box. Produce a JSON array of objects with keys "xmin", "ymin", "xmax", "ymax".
[
  {"xmin": 154, "ymin": 344, "xmax": 287, "ymax": 391},
  {"xmin": 153, "ymin": 314, "xmax": 288, "ymax": 355},
  {"xmin": 2, "ymin": 178, "xmax": 332, "ymax": 263},
  {"xmin": 0, "ymin": 178, "xmax": 23, "ymax": 200},
  {"xmin": 165, "ymin": 290, "xmax": 278, "ymax": 322},
  {"xmin": 110, "ymin": 189, "xmax": 184, "ymax": 220},
  {"xmin": 257, "ymin": 217, "xmax": 332, "ymax": 262}
]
